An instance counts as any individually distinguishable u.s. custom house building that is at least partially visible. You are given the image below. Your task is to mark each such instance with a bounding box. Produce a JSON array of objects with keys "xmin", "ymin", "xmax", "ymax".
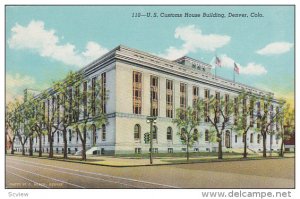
[{"xmin": 13, "ymin": 45, "xmax": 281, "ymax": 155}]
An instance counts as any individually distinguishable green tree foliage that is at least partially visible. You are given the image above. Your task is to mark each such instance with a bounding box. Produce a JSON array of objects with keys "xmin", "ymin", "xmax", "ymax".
[
  {"xmin": 172, "ymin": 102, "xmax": 203, "ymax": 162},
  {"xmin": 233, "ymin": 90, "xmax": 258, "ymax": 158},
  {"xmin": 256, "ymin": 95, "xmax": 280, "ymax": 158},
  {"xmin": 202, "ymin": 93, "xmax": 234, "ymax": 159},
  {"xmin": 277, "ymin": 102, "xmax": 294, "ymax": 157}
]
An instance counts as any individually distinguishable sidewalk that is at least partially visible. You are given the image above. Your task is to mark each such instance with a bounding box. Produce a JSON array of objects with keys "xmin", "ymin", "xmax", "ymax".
[{"xmin": 7, "ymin": 152, "xmax": 294, "ymax": 167}]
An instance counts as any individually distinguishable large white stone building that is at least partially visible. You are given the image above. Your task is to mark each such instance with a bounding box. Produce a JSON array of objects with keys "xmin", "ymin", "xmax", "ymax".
[{"xmin": 13, "ymin": 45, "xmax": 281, "ymax": 155}]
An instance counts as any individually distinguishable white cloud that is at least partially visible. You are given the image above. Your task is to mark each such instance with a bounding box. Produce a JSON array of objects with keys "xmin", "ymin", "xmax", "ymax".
[
  {"xmin": 6, "ymin": 73, "xmax": 36, "ymax": 103},
  {"xmin": 8, "ymin": 20, "xmax": 109, "ymax": 67},
  {"xmin": 217, "ymin": 54, "xmax": 267, "ymax": 75},
  {"xmin": 256, "ymin": 42, "xmax": 293, "ymax": 55},
  {"xmin": 159, "ymin": 25, "xmax": 231, "ymax": 60}
]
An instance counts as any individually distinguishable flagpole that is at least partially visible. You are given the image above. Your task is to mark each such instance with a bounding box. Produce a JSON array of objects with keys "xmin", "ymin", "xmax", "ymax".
[{"xmin": 233, "ymin": 69, "xmax": 235, "ymax": 83}]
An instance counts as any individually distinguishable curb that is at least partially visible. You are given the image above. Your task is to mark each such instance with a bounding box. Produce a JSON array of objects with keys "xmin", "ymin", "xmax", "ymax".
[{"xmin": 6, "ymin": 154, "xmax": 294, "ymax": 168}]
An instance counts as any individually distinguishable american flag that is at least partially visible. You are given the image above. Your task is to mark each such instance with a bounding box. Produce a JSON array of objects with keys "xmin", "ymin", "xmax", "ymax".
[
  {"xmin": 215, "ymin": 56, "xmax": 221, "ymax": 67},
  {"xmin": 234, "ymin": 62, "xmax": 239, "ymax": 74}
]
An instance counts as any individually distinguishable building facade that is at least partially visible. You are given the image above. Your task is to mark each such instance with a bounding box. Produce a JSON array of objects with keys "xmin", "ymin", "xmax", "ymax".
[{"xmin": 13, "ymin": 45, "xmax": 282, "ymax": 155}]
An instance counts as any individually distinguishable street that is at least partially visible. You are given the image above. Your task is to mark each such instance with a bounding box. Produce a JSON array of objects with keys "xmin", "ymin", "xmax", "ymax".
[{"xmin": 6, "ymin": 155, "xmax": 294, "ymax": 188}]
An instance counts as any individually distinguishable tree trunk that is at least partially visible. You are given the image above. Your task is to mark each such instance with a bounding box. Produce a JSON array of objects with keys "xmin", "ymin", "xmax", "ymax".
[
  {"xmin": 262, "ymin": 134, "xmax": 267, "ymax": 158},
  {"xmin": 243, "ymin": 133, "xmax": 247, "ymax": 158},
  {"xmin": 218, "ymin": 133, "xmax": 223, "ymax": 159},
  {"xmin": 186, "ymin": 143, "xmax": 189, "ymax": 162},
  {"xmin": 29, "ymin": 137, "xmax": 33, "ymax": 156},
  {"xmin": 81, "ymin": 129, "xmax": 87, "ymax": 161},
  {"xmin": 21, "ymin": 144, "xmax": 25, "ymax": 156},
  {"xmin": 11, "ymin": 141, "xmax": 14, "ymax": 154},
  {"xmin": 49, "ymin": 133, "xmax": 54, "ymax": 158},
  {"xmin": 38, "ymin": 134, "xmax": 42, "ymax": 157},
  {"xmin": 82, "ymin": 141, "xmax": 86, "ymax": 161},
  {"xmin": 63, "ymin": 129, "xmax": 68, "ymax": 159},
  {"xmin": 280, "ymin": 135, "xmax": 284, "ymax": 157}
]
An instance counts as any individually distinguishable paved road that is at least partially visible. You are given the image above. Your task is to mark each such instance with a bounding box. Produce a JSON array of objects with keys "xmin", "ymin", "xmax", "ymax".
[{"xmin": 6, "ymin": 156, "xmax": 294, "ymax": 188}]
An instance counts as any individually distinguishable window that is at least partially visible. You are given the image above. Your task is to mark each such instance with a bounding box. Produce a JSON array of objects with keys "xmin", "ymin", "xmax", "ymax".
[
  {"xmin": 180, "ymin": 128, "xmax": 186, "ymax": 141},
  {"xmin": 167, "ymin": 127, "xmax": 172, "ymax": 141},
  {"xmin": 57, "ymin": 95, "xmax": 60, "ymax": 124},
  {"xmin": 101, "ymin": 73, "xmax": 106, "ymax": 114},
  {"xmin": 257, "ymin": 102, "xmax": 261, "ymax": 128},
  {"xmin": 102, "ymin": 124, "xmax": 106, "ymax": 141},
  {"xmin": 134, "ymin": 124, "xmax": 141, "ymax": 140},
  {"xmin": 43, "ymin": 135, "xmax": 45, "ymax": 144},
  {"xmin": 83, "ymin": 81, "xmax": 87, "ymax": 117},
  {"xmin": 68, "ymin": 148, "xmax": 71, "ymax": 154},
  {"xmin": 276, "ymin": 106, "xmax": 280, "ymax": 131},
  {"xmin": 150, "ymin": 76, "xmax": 159, "ymax": 116},
  {"xmin": 234, "ymin": 97, "xmax": 239, "ymax": 125},
  {"xmin": 257, "ymin": 134, "xmax": 261, "ymax": 144},
  {"xmin": 250, "ymin": 100, "xmax": 254, "ymax": 127},
  {"xmin": 204, "ymin": 89, "xmax": 210, "ymax": 122},
  {"xmin": 92, "ymin": 77, "xmax": 96, "ymax": 116},
  {"xmin": 205, "ymin": 129, "xmax": 209, "ymax": 141},
  {"xmin": 168, "ymin": 148, "xmax": 173, "ymax": 153},
  {"xmin": 225, "ymin": 94, "xmax": 229, "ymax": 122},
  {"xmin": 135, "ymin": 148, "xmax": 141, "ymax": 154},
  {"xmin": 153, "ymin": 125, "xmax": 157, "ymax": 140},
  {"xmin": 68, "ymin": 88, "xmax": 72, "ymax": 122},
  {"xmin": 166, "ymin": 80, "xmax": 173, "ymax": 118},
  {"xmin": 215, "ymin": 92, "xmax": 220, "ymax": 123},
  {"xmin": 76, "ymin": 131, "xmax": 79, "ymax": 142},
  {"xmin": 180, "ymin": 83, "xmax": 187, "ymax": 110},
  {"xmin": 193, "ymin": 129, "xmax": 198, "ymax": 141},
  {"xmin": 133, "ymin": 71, "xmax": 142, "ymax": 114},
  {"xmin": 250, "ymin": 133, "xmax": 253, "ymax": 143},
  {"xmin": 69, "ymin": 129, "xmax": 72, "ymax": 142},
  {"xmin": 192, "ymin": 86, "xmax": 199, "ymax": 106},
  {"xmin": 235, "ymin": 135, "xmax": 238, "ymax": 143},
  {"xmin": 57, "ymin": 131, "xmax": 60, "ymax": 143}
]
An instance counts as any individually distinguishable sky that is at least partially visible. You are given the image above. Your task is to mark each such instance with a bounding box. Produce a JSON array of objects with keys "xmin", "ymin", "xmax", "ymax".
[{"xmin": 5, "ymin": 5, "xmax": 295, "ymax": 107}]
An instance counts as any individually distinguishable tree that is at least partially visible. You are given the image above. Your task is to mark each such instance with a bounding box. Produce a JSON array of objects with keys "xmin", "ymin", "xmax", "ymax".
[
  {"xmin": 173, "ymin": 103, "xmax": 202, "ymax": 162},
  {"xmin": 277, "ymin": 102, "xmax": 294, "ymax": 157},
  {"xmin": 203, "ymin": 93, "xmax": 234, "ymax": 159},
  {"xmin": 234, "ymin": 90, "xmax": 258, "ymax": 158},
  {"xmin": 256, "ymin": 95, "xmax": 280, "ymax": 158},
  {"xmin": 71, "ymin": 73, "xmax": 108, "ymax": 161},
  {"xmin": 53, "ymin": 72, "xmax": 79, "ymax": 159},
  {"xmin": 6, "ymin": 100, "xmax": 22, "ymax": 154}
]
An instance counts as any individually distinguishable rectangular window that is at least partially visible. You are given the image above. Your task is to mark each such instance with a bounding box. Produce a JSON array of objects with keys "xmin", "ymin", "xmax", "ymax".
[
  {"xmin": 192, "ymin": 86, "xmax": 199, "ymax": 106},
  {"xmin": 225, "ymin": 94, "xmax": 229, "ymax": 122},
  {"xmin": 92, "ymin": 77, "xmax": 96, "ymax": 116},
  {"xmin": 135, "ymin": 148, "xmax": 141, "ymax": 154},
  {"xmin": 215, "ymin": 92, "xmax": 220, "ymax": 123},
  {"xmin": 250, "ymin": 100, "xmax": 254, "ymax": 127},
  {"xmin": 57, "ymin": 95, "xmax": 60, "ymax": 124},
  {"xmin": 168, "ymin": 148, "xmax": 173, "ymax": 153},
  {"xmin": 235, "ymin": 135, "xmax": 238, "ymax": 143},
  {"xmin": 150, "ymin": 76, "xmax": 159, "ymax": 116},
  {"xmin": 204, "ymin": 89, "xmax": 210, "ymax": 122},
  {"xmin": 166, "ymin": 80, "xmax": 173, "ymax": 118},
  {"xmin": 276, "ymin": 106, "xmax": 280, "ymax": 131},
  {"xmin": 180, "ymin": 83, "xmax": 187, "ymax": 110},
  {"xmin": 133, "ymin": 71, "xmax": 142, "ymax": 114},
  {"xmin": 101, "ymin": 73, "xmax": 106, "ymax": 114},
  {"xmin": 69, "ymin": 88, "xmax": 73, "ymax": 122},
  {"xmin": 83, "ymin": 81, "xmax": 87, "ymax": 117},
  {"xmin": 75, "ymin": 86, "xmax": 79, "ymax": 120},
  {"xmin": 234, "ymin": 97, "xmax": 239, "ymax": 125},
  {"xmin": 257, "ymin": 102, "xmax": 261, "ymax": 128}
]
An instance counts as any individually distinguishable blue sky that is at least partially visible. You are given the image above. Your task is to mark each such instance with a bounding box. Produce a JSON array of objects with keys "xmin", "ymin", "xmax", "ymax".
[{"xmin": 5, "ymin": 6, "xmax": 294, "ymax": 106}]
